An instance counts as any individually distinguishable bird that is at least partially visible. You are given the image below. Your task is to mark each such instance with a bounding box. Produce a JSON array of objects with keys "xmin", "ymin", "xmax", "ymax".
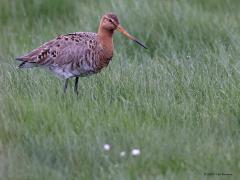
[{"xmin": 16, "ymin": 12, "xmax": 147, "ymax": 94}]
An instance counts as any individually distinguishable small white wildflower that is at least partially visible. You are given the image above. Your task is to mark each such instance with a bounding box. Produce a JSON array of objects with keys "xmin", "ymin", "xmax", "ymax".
[
  {"xmin": 187, "ymin": 55, "xmax": 191, "ymax": 59},
  {"xmin": 131, "ymin": 148, "xmax": 141, "ymax": 156},
  {"xmin": 120, "ymin": 151, "xmax": 126, "ymax": 157},
  {"xmin": 103, "ymin": 144, "xmax": 111, "ymax": 151}
]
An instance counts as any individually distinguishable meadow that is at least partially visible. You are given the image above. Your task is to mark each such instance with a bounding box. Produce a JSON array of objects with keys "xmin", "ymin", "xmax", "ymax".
[{"xmin": 0, "ymin": 0, "xmax": 240, "ymax": 179}]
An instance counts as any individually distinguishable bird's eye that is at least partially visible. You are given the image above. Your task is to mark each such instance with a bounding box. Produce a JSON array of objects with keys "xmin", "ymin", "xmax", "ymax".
[{"xmin": 108, "ymin": 19, "xmax": 113, "ymax": 23}]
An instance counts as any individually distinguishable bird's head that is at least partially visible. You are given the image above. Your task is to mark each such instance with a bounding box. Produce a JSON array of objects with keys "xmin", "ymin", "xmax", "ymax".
[
  {"xmin": 101, "ymin": 13, "xmax": 120, "ymax": 31},
  {"xmin": 100, "ymin": 12, "xmax": 147, "ymax": 49}
]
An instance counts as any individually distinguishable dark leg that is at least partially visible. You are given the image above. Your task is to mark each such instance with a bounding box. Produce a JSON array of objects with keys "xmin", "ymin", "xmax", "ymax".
[
  {"xmin": 74, "ymin": 77, "xmax": 79, "ymax": 95},
  {"xmin": 63, "ymin": 79, "xmax": 69, "ymax": 93}
]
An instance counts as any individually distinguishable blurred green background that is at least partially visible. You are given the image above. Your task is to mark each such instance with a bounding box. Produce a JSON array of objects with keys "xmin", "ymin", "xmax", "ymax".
[{"xmin": 0, "ymin": 0, "xmax": 240, "ymax": 179}]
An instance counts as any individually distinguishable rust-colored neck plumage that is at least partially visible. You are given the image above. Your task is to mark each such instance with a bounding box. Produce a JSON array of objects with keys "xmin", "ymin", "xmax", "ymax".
[{"xmin": 98, "ymin": 24, "xmax": 114, "ymax": 60}]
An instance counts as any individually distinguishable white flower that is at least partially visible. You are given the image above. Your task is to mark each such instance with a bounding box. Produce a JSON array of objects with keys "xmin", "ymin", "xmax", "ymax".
[
  {"xmin": 131, "ymin": 148, "xmax": 141, "ymax": 156},
  {"xmin": 103, "ymin": 144, "xmax": 110, "ymax": 151},
  {"xmin": 120, "ymin": 151, "xmax": 126, "ymax": 157}
]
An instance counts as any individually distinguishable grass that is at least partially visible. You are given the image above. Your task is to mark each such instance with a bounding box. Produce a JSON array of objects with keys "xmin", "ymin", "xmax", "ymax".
[{"xmin": 1, "ymin": 0, "xmax": 240, "ymax": 179}]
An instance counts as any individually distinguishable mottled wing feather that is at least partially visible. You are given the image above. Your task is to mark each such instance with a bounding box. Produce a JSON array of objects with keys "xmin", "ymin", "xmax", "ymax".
[{"xmin": 16, "ymin": 32, "xmax": 99, "ymax": 75}]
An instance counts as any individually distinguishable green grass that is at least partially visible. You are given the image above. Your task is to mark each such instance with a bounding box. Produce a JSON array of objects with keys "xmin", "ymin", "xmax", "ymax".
[{"xmin": 1, "ymin": 0, "xmax": 240, "ymax": 179}]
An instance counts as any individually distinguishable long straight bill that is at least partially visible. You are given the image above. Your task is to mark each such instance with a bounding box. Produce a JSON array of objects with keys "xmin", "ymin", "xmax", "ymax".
[{"xmin": 117, "ymin": 25, "xmax": 147, "ymax": 49}]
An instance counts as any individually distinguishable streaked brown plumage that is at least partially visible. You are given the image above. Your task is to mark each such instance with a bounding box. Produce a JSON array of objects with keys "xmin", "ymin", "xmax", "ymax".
[{"xmin": 16, "ymin": 12, "xmax": 147, "ymax": 94}]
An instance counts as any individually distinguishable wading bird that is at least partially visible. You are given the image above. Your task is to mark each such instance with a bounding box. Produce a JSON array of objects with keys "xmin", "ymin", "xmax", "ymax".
[{"xmin": 16, "ymin": 13, "xmax": 147, "ymax": 94}]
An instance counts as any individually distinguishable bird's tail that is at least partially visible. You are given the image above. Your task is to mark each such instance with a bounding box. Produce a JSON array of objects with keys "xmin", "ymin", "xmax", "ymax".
[{"xmin": 16, "ymin": 57, "xmax": 37, "ymax": 68}]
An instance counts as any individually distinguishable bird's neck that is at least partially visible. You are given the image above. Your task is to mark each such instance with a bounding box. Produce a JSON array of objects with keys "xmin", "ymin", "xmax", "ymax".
[{"xmin": 98, "ymin": 27, "xmax": 114, "ymax": 59}]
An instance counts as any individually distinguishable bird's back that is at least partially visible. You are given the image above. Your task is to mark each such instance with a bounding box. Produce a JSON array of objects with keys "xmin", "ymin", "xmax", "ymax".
[{"xmin": 16, "ymin": 32, "xmax": 105, "ymax": 78}]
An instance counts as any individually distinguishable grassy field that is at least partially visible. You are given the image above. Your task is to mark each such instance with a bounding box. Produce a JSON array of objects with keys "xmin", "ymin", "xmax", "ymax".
[{"xmin": 1, "ymin": 0, "xmax": 240, "ymax": 179}]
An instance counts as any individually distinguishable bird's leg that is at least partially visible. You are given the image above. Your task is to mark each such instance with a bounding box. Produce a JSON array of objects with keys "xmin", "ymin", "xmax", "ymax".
[
  {"xmin": 74, "ymin": 77, "xmax": 79, "ymax": 95},
  {"xmin": 63, "ymin": 79, "xmax": 69, "ymax": 93}
]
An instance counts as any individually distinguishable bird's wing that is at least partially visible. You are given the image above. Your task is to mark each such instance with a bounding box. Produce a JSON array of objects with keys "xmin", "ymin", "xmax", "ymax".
[{"xmin": 16, "ymin": 32, "xmax": 98, "ymax": 68}]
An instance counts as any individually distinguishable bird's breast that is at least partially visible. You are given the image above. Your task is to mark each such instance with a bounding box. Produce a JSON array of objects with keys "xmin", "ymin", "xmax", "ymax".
[{"xmin": 95, "ymin": 52, "xmax": 113, "ymax": 72}]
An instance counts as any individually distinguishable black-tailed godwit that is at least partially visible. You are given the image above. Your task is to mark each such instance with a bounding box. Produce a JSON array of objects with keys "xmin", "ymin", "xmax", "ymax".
[{"xmin": 16, "ymin": 13, "xmax": 147, "ymax": 94}]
